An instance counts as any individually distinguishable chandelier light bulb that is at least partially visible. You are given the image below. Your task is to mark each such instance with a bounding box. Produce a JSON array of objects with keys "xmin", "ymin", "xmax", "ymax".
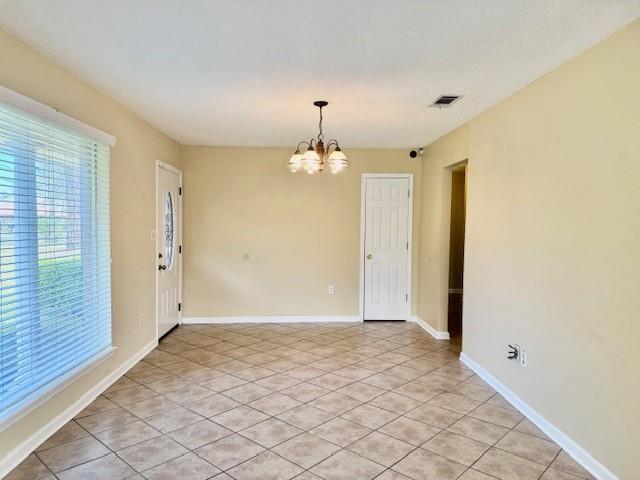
[{"xmin": 288, "ymin": 151, "xmax": 303, "ymax": 173}]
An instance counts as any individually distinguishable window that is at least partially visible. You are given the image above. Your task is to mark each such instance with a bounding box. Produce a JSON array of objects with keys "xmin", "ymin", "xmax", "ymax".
[{"xmin": 0, "ymin": 95, "xmax": 112, "ymax": 426}]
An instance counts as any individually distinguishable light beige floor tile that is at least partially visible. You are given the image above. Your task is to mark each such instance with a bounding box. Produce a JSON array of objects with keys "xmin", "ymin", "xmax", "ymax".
[
  {"xmin": 473, "ymin": 448, "xmax": 546, "ymax": 480},
  {"xmin": 5, "ymin": 453, "xmax": 53, "ymax": 480},
  {"xmin": 74, "ymin": 396, "xmax": 119, "ymax": 419},
  {"xmin": 458, "ymin": 469, "xmax": 498, "ymax": 480},
  {"xmin": 227, "ymin": 451, "xmax": 303, "ymax": 480},
  {"xmin": 392, "ymin": 448, "xmax": 466, "ymax": 480},
  {"xmin": 361, "ymin": 373, "xmax": 408, "ymax": 390},
  {"xmin": 336, "ymin": 382, "xmax": 385, "ymax": 402},
  {"xmin": 185, "ymin": 393, "xmax": 240, "ymax": 417},
  {"xmin": 310, "ymin": 449, "xmax": 386, "ymax": 480},
  {"xmin": 104, "ymin": 384, "xmax": 158, "ymax": 405},
  {"xmin": 224, "ymin": 383, "xmax": 272, "ymax": 403},
  {"xmin": 404, "ymin": 403, "xmax": 464, "ymax": 429},
  {"xmin": 428, "ymin": 393, "xmax": 482, "ymax": 415},
  {"xmin": 374, "ymin": 470, "xmax": 413, "ymax": 480},
  {"xmin": 240, "ymin": 418, "xmax": 303, "ymax": 448},
  {"xmin": 486, "ymin": 394, "xmax": 517, "ymax": 411},
  {"xmin": 195, "ymin": 433, "xmax": 265, "ymax": 470},
  {"xmin": 95, "ymin": 420, "xmax": 161, "ymax": 450},
  {"xmin": 277, "ymin": 404, "xmax": 335, "ymax": 430},
  {"xmin": 414, "ymin": 373, "xmax": 461, "ymax": 390},
  {"xmin": 117, "ymin": 435, "xmax": 188, "ymax": 471},
  {"xmin": 310, "ymin": 417, "xmax": 371, "ymax": 447},
  {"xmin": 104, "ymin": 377, "xmax": 139, "ymax": 394},
  {"xmin": 38, "ymin": 436, "xmax": 110, "ymax": 472},
  {"xmin": 285, "ymin": 365, "xmax": 326, "ymax": 381},
  {"xmin": 550, "ymin": 451, "xmax": 596, "ymax": 479},
  {"xmin": 122, "ymin": 396, "xmax": 178, "ymax": 418},
  {"xmin": 75, "ymin": 406, "xmax": 138, "ymax": 434},
  {"xmin": 448, "ymin": 382, "xmax": 496, "ymax": 402},
  {"xmin": 514, "ymin": 418, "xmax": 551, "ymax": 441},
  {"xmin": 332, "ymin": 365, "xmax": 377, "ymax": 381},
  {"xmin": 56, "ymin": 453, "xmax": 134, "ymax": 480},
  {"xmin": 447, "ymin": 416, "xmax": 509, "ymax": 445},
  {"xmin": 348, "ymin": 431, "xmax": 415, "ymax": 467},
  {"xmin": 369, "ymin": 391, "xmax": 422, "ymax": 414},
  {"xmin": 249, "ymin": 391, "xmax": 302, "ymax": 415},
  {"xmin": 168, "ymin": 419, "xmax": 232, "ymax": 449},
  {"xmin": 37, "ymin": 421, "xmax": 89, "ymax": 451},
  {"xmin": 468, "ymin": 404, "xmax": 524, "ymax": 428},
  {"xmin": 200, "ymin": 374, "xmax": 247, "ymax": 392},
  {"xmin": 309, "ymin": 373, "xmax": 354, "ymax": 391},
  {"xmin": 272, "ymin": 432, "xmax": 342, "ymax": 469},
  {"xmin": 379, "ymin": 417, "xmax": 441, "ymax": 446},
  {"xmin": 142, "ymin": 452, "xmax": 220, "ymax": 480},
  {"xmin": 234, "ymin": 366, "xmax": 278, "ymax": 381},
  {"xmin": 164, "ymin": 384, "xmax": 215, "ymax": 405},
  {"xmin": 496, "ymin": 430, "xmax": 561, "ymax": 465},
  {"xmin": 385, "ymin": 365, "xmax": 423, "ymax": 381},
  {"xmin": 211, "ymin": 405, "xmax": 270, "ymax": 431},
  {"xmin": 340, "ymin": 403, "xmax": 399, "ymax": 429},
  {"xmin": 145, "ymin": 375, "xmax": 190, "ymax": 394},
  {"xmin": 281, "ymin": 382, "xmax": 330, "ymax": 402},
  {"xmin": 308, "ymin": 391, "xmax": 362, "ymax": 415},
  {"xmin": 145, "ymin": 405, "xmax": 204, "ymax": 433},
  {"xmin": 393, "ymin": 382, "xmax": 443, "ymax": 403},
  {"xmin": 423, "ymin": 430, "xmax": 490, "ymax": 466},
  {"xmin": 255, "ymin": 373, "xmax": 301, "ymax": 391}
]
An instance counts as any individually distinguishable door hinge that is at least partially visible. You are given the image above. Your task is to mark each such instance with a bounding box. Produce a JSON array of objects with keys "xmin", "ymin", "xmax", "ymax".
[
  {"xmin": 178, "ymin": 302, "xmax": 182, "ymax": 312},
  {"xmin": 408, "ymin": 190, "xmax": 410, "ymax": 198},
  {"xmin": 178, "ymin": 187, "xmax": 182, "ymax": 195},
  {"xmin": 406, "ymin": 241, "xmax": 409, "ymax": 250},
  {"xmin": 405, "ymin": 293, "xmax": 408, "ymax": 302},
  {"xmin": 179, "ymin": 245, "xmax": 182, "ymax": 254}
]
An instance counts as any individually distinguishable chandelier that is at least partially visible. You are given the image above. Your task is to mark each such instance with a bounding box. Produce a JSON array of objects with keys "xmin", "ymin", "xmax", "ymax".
[{"xmin": 288, "ymin": 101, "xmax": 348, "ymax": 175}]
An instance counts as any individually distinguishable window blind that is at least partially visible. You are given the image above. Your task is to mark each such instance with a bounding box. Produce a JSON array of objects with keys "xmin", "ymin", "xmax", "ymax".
[{"xmin": 0, "ymin": 99, "xmax": 111, "ymax": 420}]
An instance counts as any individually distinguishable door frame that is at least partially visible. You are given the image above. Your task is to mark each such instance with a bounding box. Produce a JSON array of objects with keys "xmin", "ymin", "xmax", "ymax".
[
  {"xmin": 359, "ymin": 173, "xmax": 414, "ymax": 322},
  {"xmin": 155, "ymin": 159, "xmax": 183, "ymax": 340}
]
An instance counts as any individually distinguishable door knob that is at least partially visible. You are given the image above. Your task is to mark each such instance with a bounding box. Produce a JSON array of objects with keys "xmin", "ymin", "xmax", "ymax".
[
  {"xmin": 158, "ymin": 265, "xmax": 167, "ymax": 270},
  {"xmin": 366, "ymin": 254, "xmax": 373, "ymax": 260}
]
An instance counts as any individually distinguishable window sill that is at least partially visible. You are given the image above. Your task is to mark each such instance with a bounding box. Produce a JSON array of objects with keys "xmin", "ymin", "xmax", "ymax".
[{"xmin": 0, "ymin": 346, "xmax": 117, "ymax": 432}]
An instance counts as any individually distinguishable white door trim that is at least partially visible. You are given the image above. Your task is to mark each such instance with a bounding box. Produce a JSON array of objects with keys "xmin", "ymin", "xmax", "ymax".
[
  {"xmin": 359, "ymin": 173, "xmax": 414, "ymax": 321},
  {"xmin": 155, "ymin": 160, "xmax": 183, "ymax": 340}
]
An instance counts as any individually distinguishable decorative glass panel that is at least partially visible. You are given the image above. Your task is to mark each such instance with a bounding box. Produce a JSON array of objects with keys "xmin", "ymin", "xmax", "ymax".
[{"xmin": 164, "ymin": 191, "xmax": 174, "ymax": 269}]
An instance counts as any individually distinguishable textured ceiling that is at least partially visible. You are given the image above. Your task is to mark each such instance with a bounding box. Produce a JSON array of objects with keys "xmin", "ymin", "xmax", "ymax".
[{"xmin": 1, "ymin": 0, "xmax": 639, "ymax": 147}]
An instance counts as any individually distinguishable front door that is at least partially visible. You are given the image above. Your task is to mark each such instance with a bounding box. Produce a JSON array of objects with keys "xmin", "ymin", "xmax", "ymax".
[
  {"xmin": 156, "ymin": 162, "xmax": 181, "ymax": 338},
  {"xmin": 363, "ymin": 176, "xmax": 411, "ymax": 320}
]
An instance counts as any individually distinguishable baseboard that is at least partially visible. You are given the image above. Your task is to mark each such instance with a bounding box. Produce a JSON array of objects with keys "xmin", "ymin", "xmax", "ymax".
[
  {"xmin": 181, "ymin": 315, "xmax": 362, "ymax": 324},
  {"xmin": 459, "ymin": 353, "xmax": 617, "ymax": 480},
  {"xmin": 409, "ymin": 316, "xmax": 450, "ymax": 340},
  {"xmin": 0, "ymin": 338, "xmax": 158, "ymax": 478}
]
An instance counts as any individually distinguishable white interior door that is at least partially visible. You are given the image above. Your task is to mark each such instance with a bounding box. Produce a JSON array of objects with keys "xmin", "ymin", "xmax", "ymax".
[
  {"xmin": 363, "ymin": 176, "xmax": 411, "ymax": 320},
  {"xmin": 156, "ymin": 162, "xmax": 181, "ymax": 338}
]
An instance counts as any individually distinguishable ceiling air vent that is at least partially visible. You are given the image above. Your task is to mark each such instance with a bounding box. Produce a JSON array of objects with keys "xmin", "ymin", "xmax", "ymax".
[{"xmin": 430, "ymin": 95, "xmax": 462, "ymax": 108}]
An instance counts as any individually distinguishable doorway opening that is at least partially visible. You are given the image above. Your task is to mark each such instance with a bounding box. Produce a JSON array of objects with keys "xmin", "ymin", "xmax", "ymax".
[{"xmin": 447, "ymin": 165, "xmax": 466, "ymax": 345}]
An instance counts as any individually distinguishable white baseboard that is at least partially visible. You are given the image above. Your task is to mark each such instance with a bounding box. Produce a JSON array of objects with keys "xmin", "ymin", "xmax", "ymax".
[
  {"xmin": 0, "ymin": 338, "xmax": 158, "ymax": 478},
  {"xmin": 459, "ymin": 353, "xmax": 617, "ymax": 480},
  {"xmin": 409, "ymin": 316, "xmax": 450, "ymax": 340},
  {"xmin": 181, "ymin": 315, "xmax": 362, "ymax": 324}
]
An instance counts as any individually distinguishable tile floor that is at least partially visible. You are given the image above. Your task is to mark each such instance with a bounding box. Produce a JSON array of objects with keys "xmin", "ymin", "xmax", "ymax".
[{"xmin": 7, "ymin": 322, "xmax": 595, "ymax": 480}]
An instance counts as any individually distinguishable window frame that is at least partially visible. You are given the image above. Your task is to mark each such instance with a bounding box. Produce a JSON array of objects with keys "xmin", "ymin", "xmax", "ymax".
[{"xmin": 0, "ymin": 86, "xmax": 116, "ymax": 431}]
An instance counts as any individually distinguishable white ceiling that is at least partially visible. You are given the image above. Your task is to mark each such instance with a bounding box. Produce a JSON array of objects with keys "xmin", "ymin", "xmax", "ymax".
[{"xmin": 1, "ymin": 1, "xmax": 639, "ymax": 148}]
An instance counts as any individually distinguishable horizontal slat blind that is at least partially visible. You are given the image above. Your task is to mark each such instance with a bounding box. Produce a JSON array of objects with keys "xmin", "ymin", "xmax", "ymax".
[{"xmin": 0, "ymin": 100, "xmax": 111, "ymax": 415}]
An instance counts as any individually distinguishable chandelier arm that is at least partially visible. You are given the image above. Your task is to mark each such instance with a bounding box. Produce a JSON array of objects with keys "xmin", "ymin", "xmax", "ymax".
[
  {"xmin": 325, "ymin": 139, "xmax": 339, "ymax": 152},
  {"xmin": 296, "ymin": 140, "xmax": 310, "ymax": 151}
]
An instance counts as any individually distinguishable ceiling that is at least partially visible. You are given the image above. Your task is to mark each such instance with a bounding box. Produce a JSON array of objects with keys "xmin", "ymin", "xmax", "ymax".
[{"xmin": 1, "ymin": 1, "xmax": 639, "ymax": 148}]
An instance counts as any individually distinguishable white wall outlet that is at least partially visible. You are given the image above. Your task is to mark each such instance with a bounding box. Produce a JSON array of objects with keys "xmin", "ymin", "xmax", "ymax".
[
  {"xmin": 328, "ymin": 285, "xmax": 335, "ymax": 295},
  {"xmin": 150, "ymin": 230, "xmax": 156, "ymax": 241},
  {"xmin": 520, "ymin": 349, "xmax": 527, "ymax": 367},
  {"xmin": 138, "ymin": 314, "xmax": 144, "ymax": 327}
]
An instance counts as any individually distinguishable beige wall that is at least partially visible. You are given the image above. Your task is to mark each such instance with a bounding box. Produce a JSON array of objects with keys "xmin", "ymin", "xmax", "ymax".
[
  {"xmin": 0, "ymin": 30, "xmax": 181, "ymax": 464},
  {"xmin": 181, "ymin": 146, "xmax": 421, "ymax": 318},
  {"xmin": 418, "ymin": 19, "xmax": 640, "ymax": 478}
]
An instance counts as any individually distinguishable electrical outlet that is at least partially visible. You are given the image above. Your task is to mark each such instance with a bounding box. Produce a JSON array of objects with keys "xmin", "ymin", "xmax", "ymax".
[
  {"xmin": 138, "ymin": 314, "xmax": 144, "ymax": 327},
  {"xmin": 328, "ymin": 285, "xmax": 335, "ymax": 295},
  {"xmin": 520, "ymin": 349, "xmax": 527, "ymax": 367},
  {"xmin": 150, "ymin": 230, "xmax": 156, "ymax": 241}
]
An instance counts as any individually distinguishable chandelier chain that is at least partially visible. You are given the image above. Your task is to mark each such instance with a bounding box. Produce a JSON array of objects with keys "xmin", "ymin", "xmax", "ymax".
[{"xmin": 318, "ymin": 105, "xmax": 324, "ymax": 141}]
